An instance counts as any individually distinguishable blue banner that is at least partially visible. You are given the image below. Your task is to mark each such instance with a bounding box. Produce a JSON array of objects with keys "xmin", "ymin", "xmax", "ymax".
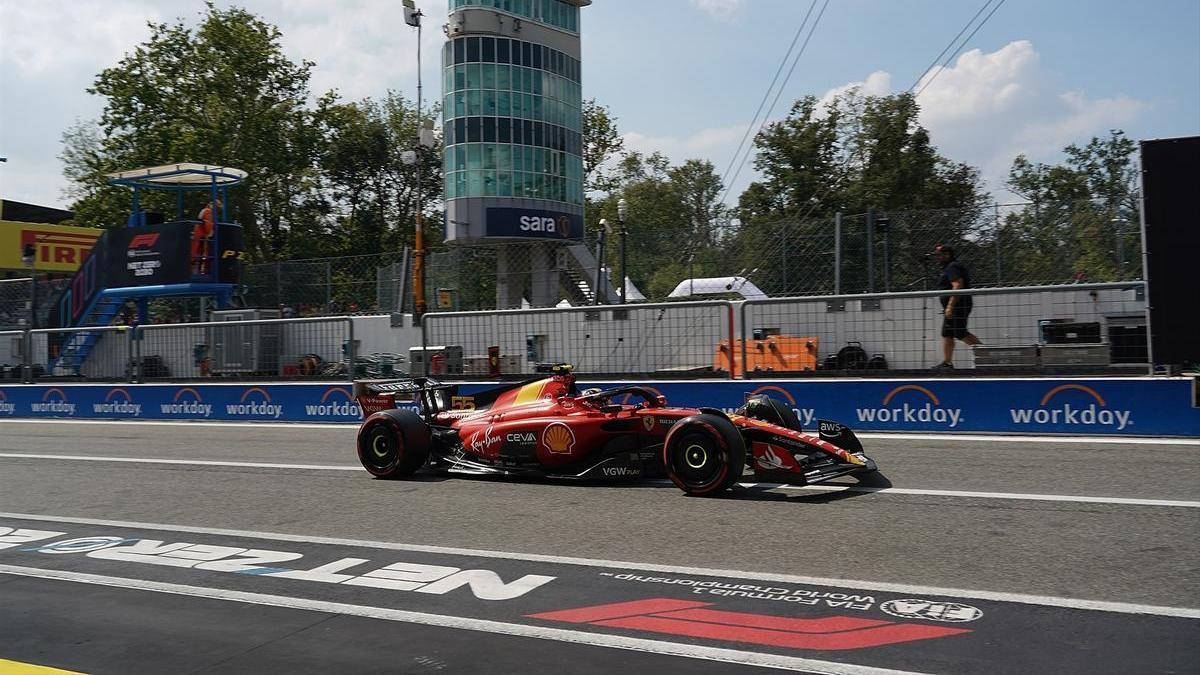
[
  {"xmin": 484, "ymin": 207, "xmax": 582, "ymax": 240},
  {"xmin": 0, "ymin": 378, "xmax": 1196, "ymax": 436}
]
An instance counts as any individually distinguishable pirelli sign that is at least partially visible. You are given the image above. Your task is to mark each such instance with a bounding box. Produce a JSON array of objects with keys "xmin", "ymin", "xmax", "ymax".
[{"xmin": 1, "ymin": 220, "xmax": 101, "ymax": 272}]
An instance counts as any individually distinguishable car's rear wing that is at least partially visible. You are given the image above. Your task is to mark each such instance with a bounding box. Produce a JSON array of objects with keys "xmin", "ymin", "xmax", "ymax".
[{"xmin": 353, "ymin": 377, "xmax": 459, "ymax": 419}]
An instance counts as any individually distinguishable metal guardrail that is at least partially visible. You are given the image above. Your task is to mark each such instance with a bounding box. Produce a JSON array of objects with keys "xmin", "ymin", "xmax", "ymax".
[
  {"xmin": 133, "ymin": 316, "xmax": 356, "ymax": 382},
  {"xmin": 1, "ymin": 317, "xmax": 357, "ymax": 383},
  {"xmin": 739, "ymin": 281, "xmax": 1148, "ymax": 376},
  {"xmin": 422, "ymin": 300, "xmax": 737, "ymax": 379}
]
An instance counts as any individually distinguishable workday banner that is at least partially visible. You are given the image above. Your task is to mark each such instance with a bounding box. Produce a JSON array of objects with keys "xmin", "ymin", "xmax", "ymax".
[
  {"xmin": 0, "ymin": 378, "xmax": 1196, "ymax": 436},
  {"xmin": 0, "ymin": 384, "xmax": 364, "ymax": 424}
]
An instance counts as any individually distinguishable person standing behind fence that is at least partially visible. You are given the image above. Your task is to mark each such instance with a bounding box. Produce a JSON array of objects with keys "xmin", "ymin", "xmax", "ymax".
[
  {"xmin": 932, "ymin": 244, "xmax": 980, "ymax": 370},
  {"xmin": 193, "ymin": 198, "xmax": 221, "ymax": 275}
]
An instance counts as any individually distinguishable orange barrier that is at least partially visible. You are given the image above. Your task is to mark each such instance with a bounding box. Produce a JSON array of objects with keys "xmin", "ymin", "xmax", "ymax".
[{"xmin": 715, "ymin": 336, "xmax": 819, "ymax": 376}]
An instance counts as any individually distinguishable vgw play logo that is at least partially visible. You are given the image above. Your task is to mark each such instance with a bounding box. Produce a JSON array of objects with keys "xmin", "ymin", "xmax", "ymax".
[
  {"xmin": 856, "ymin": 385, "xmax": 963, "ymax": 428},
  {"xmin": 1010, "ymin": 384, "xmax": 1133, "ymax": 431},
  {"xmin": 304, "ymin": 387, "xmax": 361, "ymax": 419},
  {"xmin": 29, "ymin": 388, "xmax": 75, "ymax": 415},
  {"xmin": 226, "ymin": 388, "xmax": 283, "ymax": 419},
  {"xmin": 92, "ymin": 388, "xmax": 141, "ymax": 416},
  {"xmin": 160, "ymin": 388, "xmax": 212, "ymax": 418}
]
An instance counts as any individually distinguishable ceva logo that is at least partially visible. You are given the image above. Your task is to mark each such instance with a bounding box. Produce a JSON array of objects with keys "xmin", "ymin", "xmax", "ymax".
[
  {"xmin": 1010, "ymin": 384, "xmax": 1132, "ymax": 431},
  {"xmin": 856, "ymin": 385, "xmax": 963, "ymax": 428},
  {"xmin": 92, "ymin": 388, "xmax": 142, "ymax": 416},
  {"xmin": 733, "ymin": 385, "xmax": 817, "ymax": 428},
  {"xmin": 160, "ymin": 388, "xmax": 213, "ymax": 418},
  {"xmin": 304, "ymin": 387, "xmax": 361, "ymax": 419},
  {"xmin": 30, "ymin": 388, "xmax": 75, "ymax": 415},
  {"xmin": 226, "ymin": 387, "xmax": 283, "ymax": 419},
  {"xmin": 0, "ymin": 391, "xmax": 14, "ymax": 415}
]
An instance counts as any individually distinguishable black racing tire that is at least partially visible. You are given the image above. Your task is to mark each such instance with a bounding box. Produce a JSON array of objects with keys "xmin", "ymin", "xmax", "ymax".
[
  {"xmin": 662, "ymin": 413, "xmax": 746, "ymax": 496},
  {"xmin": 356, "ymin": 409, "xmax": 431, "ymax": 478},
  {"xmin": 740, "ymin": 395, "xmax": 803, "ymax": 432}
]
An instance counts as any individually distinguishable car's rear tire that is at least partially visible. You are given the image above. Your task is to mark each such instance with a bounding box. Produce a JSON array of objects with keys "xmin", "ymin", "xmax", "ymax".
[
  {"xmin": 663, "ymin": 413, "xmax": 746, "ymax": 496},
  {"xmin": 739, "ymin": 394, "xmax": 803, "ymax": 432},
  {"xmin": 357, "ymin": 409, "xmax": 431, "ymax": 478}
]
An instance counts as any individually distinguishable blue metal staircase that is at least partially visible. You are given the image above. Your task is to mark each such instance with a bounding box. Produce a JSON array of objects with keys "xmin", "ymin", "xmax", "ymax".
[{"xmin": 46, "ymin": 291, "xmax": 127, "ymax": 376}]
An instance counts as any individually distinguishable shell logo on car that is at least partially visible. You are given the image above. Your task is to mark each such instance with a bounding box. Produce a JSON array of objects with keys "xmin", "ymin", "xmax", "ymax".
[{"xmin": 542, "ymin": 422, "xmax": 575, "ymax": 454}]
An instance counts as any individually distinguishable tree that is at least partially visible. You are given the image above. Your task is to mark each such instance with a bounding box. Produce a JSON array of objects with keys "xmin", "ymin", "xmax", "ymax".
[
  {"xmin": 590, "ymin": 152, "xmax": 731, "ymax": 299},
  {"xmin": 582, "ymin": 98, "xmax": 624, "ymax": 193},
  {"xmin": 315, "ymin": 92, "xmax": 443, "ymax": 258},
  {"xmin": 1003, "ymin": 130, "xmax": 1141, "ymax": 281},
  {"xmin": 727, "ymin": 89, "xmax": 987, "ymax": 295},
  {"xmin": 61, "ymin": 4, "xmax": 319, "ymax": 260}
]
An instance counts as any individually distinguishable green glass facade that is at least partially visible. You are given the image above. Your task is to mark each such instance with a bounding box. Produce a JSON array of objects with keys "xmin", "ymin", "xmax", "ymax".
[
  {"xmin": 448, "ymin": 0, "xmax": 580, "ymax": 33},
  {"xmin": 442, "ymin": 34, "xmax": 583, "ymax": 207}
]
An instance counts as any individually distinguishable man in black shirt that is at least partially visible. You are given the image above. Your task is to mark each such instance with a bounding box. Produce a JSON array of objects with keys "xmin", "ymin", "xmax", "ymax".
[{"xmin": 932, "ymin": 245, "xmax": 980, "ymax": 369}]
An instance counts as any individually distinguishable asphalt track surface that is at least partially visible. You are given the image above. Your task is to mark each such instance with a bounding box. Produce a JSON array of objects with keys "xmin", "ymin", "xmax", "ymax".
[{"xmin": 1, "ymin": 419, "xmax": 1197, "ymax": 674}]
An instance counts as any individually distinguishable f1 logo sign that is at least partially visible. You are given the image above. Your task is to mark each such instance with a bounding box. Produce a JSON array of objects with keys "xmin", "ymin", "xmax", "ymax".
[
  {"xmin": 529, "ymin": 598, "xmax": 972, "ymax": 650},
  {"xmin": 129, "ymin": 233, "xmax": 160, "ymax": 249}
]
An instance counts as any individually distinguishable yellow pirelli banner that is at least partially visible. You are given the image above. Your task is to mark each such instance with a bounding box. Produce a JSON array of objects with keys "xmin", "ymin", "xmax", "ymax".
[{"xmin": 0, "ymin": 220, "xmax": 102, "ymax": 272}]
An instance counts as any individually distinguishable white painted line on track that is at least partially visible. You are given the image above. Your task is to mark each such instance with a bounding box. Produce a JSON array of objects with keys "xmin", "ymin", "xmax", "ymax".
[
  {"xmin": 3, "ymin": 512, "xmax": 1197, "ymax": 619},
  {"xmin": 2, "ymin": 418, "xmax": 1197, "ymax": 444},
  {"xmin": 734, "ymin": 482, "xmax": 1200, "ymax": 508},
  {"xmin": 0, "ymin": 564, "xmax": 911, "ymax": 675},
  {"xmin": 0, "ymin": 453, "xmax": 359, "ymax": 472},
  {"xmin": 2, "ymin": 453, "xmax": 1197, "ymax": 508}
]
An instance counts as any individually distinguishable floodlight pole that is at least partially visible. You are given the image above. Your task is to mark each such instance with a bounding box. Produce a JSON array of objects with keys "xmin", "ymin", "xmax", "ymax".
[
  {"xmin": 407, "ymin": 0, "xmax": 428, "ymax": 321},
  {"xmin": 617, "ymin": 198, "xmax": 628, "ymax": 304}
]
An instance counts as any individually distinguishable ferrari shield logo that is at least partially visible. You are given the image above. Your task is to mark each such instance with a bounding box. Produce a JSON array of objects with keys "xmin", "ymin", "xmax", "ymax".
[{"xmin": 642, "ymin": 416, "xmax": 655, "ymax": 432}]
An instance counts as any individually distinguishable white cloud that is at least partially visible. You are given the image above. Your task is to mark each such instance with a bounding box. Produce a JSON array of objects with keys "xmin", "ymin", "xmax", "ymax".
[
  {"xmin": 815, "ymin": 40, "xmax": 1148, "ymax": 197},
  {"xmin": 817, "ymin": 70, "xmax": 892, "ymax": 114},
  {"xmin": 691, "ymin": 0, "xmax": 740, "ymax": 19},
  {"xmin": 623, "ymin": 123, "xmax": 747, "ymax": 159}
]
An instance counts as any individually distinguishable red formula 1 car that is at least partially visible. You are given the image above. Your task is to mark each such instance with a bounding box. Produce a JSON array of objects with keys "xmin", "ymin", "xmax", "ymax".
[{"xmin": 353, "ymin": 366, "xmax": 877, "ymax": 496}]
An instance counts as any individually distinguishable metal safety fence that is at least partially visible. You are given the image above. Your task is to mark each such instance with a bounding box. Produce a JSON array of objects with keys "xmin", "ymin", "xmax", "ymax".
[
  {"xmin": 739, "ymin": 281, "xmax": 1147, "ymax": 376},
  {"xmin": 421, "ymin": 301, "xmax": 736, "ymax": 379},
  {"xmin": 0, "ymin": 317, "xmax": 357, "ymax": 383}
]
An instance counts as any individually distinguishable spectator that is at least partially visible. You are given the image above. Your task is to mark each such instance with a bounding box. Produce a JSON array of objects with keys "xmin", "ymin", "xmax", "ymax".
[
  {"xmin": 193, "ymin": 197, "xmax": 222, "ymax": 275},
  {"xmin": 932, "ymin": 245, "xmax": 981, "ymax": 370}
]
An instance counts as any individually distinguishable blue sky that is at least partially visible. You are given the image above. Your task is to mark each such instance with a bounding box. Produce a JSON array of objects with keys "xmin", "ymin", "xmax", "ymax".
[{"xmin": 1, "ymin": 0, "xmax": 1197, "ymax": 210}]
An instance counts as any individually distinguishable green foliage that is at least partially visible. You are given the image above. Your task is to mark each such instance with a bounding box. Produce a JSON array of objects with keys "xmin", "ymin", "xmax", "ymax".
[
  {"xmin": 1002, "ymin": 131, "xmax": 1141, "ymax": 281},
  {"xmin": 59, "ymin": 3, "xmax": 441, "ymax": 267},
  {"xmin": 590, "ymin": 152, "xmax": 728, "ymax": 299},
  {"xmin": 582, "ymin": 98, "xmax": 624, "ymax": 192}
]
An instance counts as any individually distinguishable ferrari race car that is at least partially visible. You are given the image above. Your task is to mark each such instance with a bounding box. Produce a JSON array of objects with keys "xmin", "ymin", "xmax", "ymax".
[{"xmin": 353, "ymin": 366, "xmax": 877, "ymax": 496}]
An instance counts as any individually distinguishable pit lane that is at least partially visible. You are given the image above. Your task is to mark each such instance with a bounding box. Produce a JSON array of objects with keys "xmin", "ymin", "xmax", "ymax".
[{"xmin": 1, "ymin": 419, "xmax": 1197, "ymax": 673}]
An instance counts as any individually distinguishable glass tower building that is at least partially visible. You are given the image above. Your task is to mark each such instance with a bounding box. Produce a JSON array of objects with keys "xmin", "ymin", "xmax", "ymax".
[{"xmin": 442, "ymin": 0, "xmax": 589, "ymax": 247}]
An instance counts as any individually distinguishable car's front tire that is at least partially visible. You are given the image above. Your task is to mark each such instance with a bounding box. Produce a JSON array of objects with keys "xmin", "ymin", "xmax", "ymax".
[
  {"xmin": 663, "ymin": 413, "xmax": 746, "ymax": 496},
  {"xmin": 356, "ymin": 409, "xmax": 431, "ymax": 478}
]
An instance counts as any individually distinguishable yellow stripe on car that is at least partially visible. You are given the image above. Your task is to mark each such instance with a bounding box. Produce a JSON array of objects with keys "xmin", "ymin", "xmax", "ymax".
[{"xmin": 513, "ymin": 381, "xmax": 547, "ymax": 405}]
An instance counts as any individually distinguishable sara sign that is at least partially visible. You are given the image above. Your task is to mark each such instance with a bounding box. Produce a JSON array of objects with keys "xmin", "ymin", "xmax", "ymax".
[{"xmin": 485, "ymin": 207, "xmax": 582, "ymax": 240}]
